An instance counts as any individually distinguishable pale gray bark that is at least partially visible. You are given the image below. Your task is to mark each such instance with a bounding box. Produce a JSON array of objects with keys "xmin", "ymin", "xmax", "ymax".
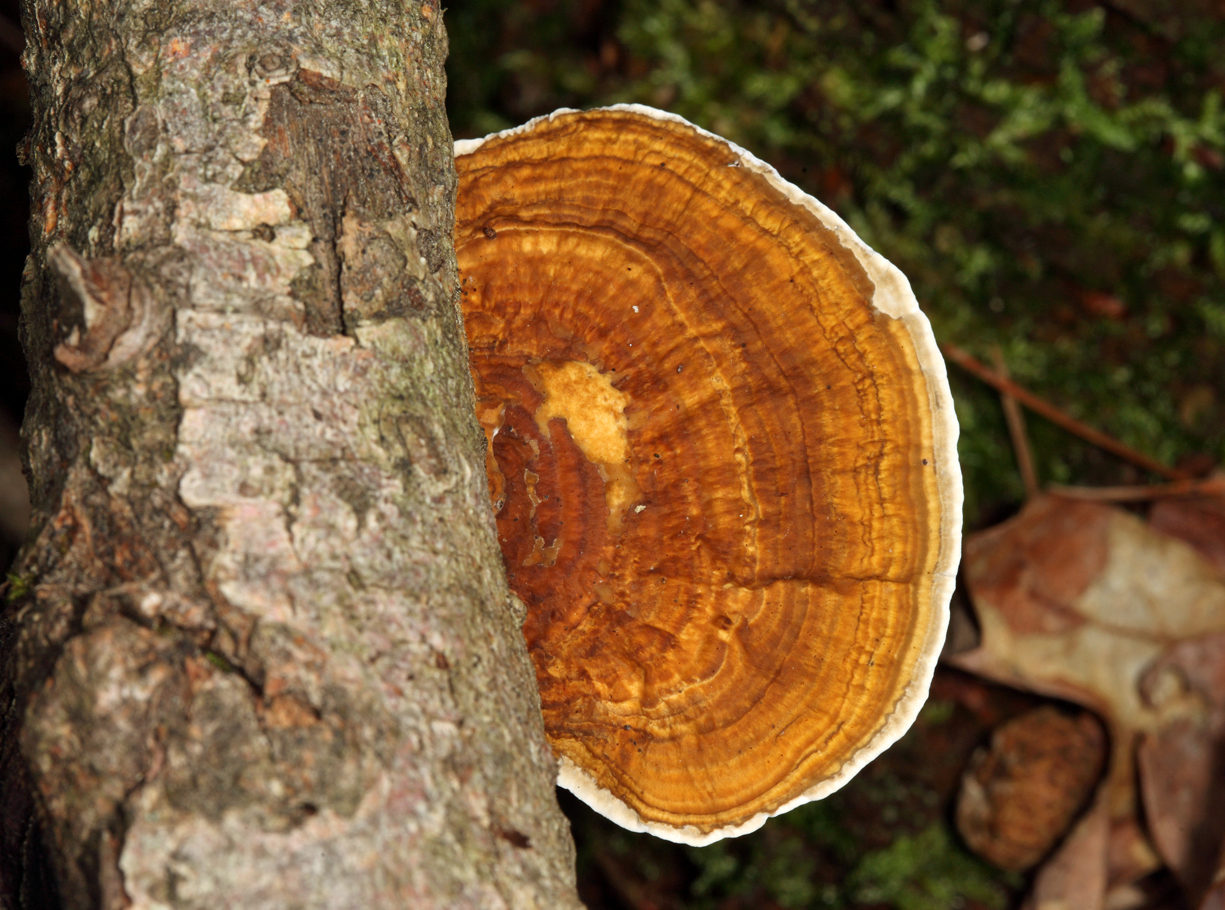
[{"xmin": 0, "ymin": 1, "xmax": 581, "ymax": 907}]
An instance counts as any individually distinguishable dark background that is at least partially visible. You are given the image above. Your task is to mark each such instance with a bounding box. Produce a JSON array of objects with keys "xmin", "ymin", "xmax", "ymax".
[{"xmin": 0, "ymin": 0, "xmax": 29, "ymax": 576}]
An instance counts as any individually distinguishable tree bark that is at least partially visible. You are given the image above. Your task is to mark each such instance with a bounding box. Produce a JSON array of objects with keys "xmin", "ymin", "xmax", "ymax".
[{"xmin": 0, "ymin": 2, "xmax": 581, "ymax": 908}]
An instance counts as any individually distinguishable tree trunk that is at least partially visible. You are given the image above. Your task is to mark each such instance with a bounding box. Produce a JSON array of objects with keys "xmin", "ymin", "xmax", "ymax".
[{"xmin": 0, "ymin": 2, "xmax": 581, "ymax": 908}]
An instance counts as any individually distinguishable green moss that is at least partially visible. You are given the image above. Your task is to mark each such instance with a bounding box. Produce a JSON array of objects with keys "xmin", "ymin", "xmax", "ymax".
[
  {"xmin": 788, "ymin": 799, "xmax": 860, "ymax": 864},
  {"xmin": 4, "ymin": 572, "xmax": 32, "ymax": 603},
  {"xmin": 204, "ymin": 650, "xmax": 236, "ymax": 673},
  {"xmin": 687, "ymin": 841, "xmax": 739, "ymax": 898},
  {"xmin": 917, "ymin": 698, "xmax": 956, "ymax": 726},
  {"xmin": 676, "ymin": 814, "xmax": 1008, "ymax": 909},
  {"xmin": 848, "ymin": 823, "xmax": 1017, "ymax": 910}
]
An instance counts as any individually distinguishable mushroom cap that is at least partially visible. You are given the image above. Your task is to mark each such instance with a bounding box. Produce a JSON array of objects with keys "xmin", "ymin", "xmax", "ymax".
[{"xmin": 455, "ymin": 105, "xmax": 962, "ymax": 845}]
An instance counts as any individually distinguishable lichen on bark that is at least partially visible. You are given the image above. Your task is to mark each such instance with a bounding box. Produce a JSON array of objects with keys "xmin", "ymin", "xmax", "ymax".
[{"xmin": 1, "ymin": 1, "xmax": 580, "ymax": 908}]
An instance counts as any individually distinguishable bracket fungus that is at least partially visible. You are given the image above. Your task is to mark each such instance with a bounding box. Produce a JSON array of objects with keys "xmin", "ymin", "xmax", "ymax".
[{"xmin": 454, "ymin": 106, "xmax": 962, "ymax": 845}]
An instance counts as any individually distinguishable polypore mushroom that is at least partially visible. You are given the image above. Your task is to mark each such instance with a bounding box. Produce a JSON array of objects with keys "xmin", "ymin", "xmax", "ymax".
[{"xmin": 454, "ymin": 105, "xmax": 962, "ymax": 845}]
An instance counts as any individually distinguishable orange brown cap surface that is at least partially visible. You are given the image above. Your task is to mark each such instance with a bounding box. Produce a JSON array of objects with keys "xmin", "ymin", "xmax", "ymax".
[{"xmin": 455, "ymin": 106, "xmax": 962, "ymax": 845}]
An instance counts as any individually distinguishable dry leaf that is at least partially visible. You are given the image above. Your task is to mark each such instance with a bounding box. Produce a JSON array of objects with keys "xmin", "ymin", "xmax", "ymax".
[
  {"xmin": 957, "ymin": 706, "xmax": 1106, "ymax": 871},
  {"xmin": 1023, "ymin": 792, "xmax": 1110, "ymax": 910},
  {"xmin": 1199, "ymin": 845, "xmax": 1225, "ymax": 910},
  {"xmin": 1137, "ymin": 632, "xmax": 1225, "ymax": 904},
  {"xmin": 950, "ymin": 495, "xmax": 1225, "ymax": 902},
  {"xmin": 1149, "ymin": 492, "xmax": 1225, "ymax": 577}
]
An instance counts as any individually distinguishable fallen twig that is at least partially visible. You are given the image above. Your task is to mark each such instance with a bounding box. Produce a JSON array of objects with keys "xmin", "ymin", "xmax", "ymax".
[
  {"xmin": 1048, "ymin": 476, "xmax": 1225, "ymax": 502},
  {"xmin": 992, "ymin": 346, "xmax": 1039, "ymax": 498},
  {"xmin": 941, "ymin": 343, "xmax": 1190, "ymax": 482}
]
